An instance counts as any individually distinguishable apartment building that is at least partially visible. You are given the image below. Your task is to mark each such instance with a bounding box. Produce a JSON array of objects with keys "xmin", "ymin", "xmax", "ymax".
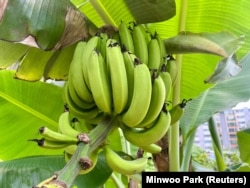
[{"xmin": 194, "ymin": 107, "xmax": 250, "ymax": 150}]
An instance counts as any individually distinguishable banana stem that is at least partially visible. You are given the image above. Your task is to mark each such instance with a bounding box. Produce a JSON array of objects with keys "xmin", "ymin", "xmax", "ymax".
[
  {"xmin": 56, "ymin": 142, "xmax": 90, "ymax": 187},
  {"xmin": 35, "ymin": 115, "xmax": 117, "ymax": 188},
  {"xmin": 208, "ymin": 117, "xmax": 227, "ymax": 171},
  {"xmin": 169, "ymin": 54, "xmax": 182, "ymax": 171},
  {"xmin": 169, "ymin": 123, "xmax": 180, "ymax": 171},
  {"xmin": 168, "ymin": 0, "xmax": 188, "ymax": 172}
]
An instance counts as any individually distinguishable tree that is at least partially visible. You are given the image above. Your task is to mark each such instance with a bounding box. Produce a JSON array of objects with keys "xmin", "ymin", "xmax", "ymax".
[{"xmin": 0, "ymin": 0, "xmax": 250, "ymax": 187}]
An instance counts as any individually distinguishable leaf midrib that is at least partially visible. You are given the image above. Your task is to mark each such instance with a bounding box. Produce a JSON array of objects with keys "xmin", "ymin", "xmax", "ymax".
[{"xmin": 0, "ymin": 91, "xmax": 57, "ymax": 127}]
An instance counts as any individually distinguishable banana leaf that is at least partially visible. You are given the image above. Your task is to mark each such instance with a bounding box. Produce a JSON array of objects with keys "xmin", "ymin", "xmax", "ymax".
[
  {"xmin": 74, "ymin": 0, "xmax": 175, "ymax": 27},
  {"xmin": 0, "ymin": 70, "xmax": 65, "ymax": 160},
  {"xmin": 180, "ymin": 52, "xmax": 250, "ymax": 171},
  {"xmin": 0, "ymin": 0, "xmax": 95, "ymax": 50},
  {"xmin": 0, "ymin": 154, "xmax": 112, "ymax": 188}
]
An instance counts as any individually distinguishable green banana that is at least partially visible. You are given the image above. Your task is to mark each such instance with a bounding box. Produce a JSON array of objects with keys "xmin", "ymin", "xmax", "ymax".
[
  {"xmin": 106, "ymin": 39, "xmax": 128, "ymax": 114},
  {"xmin": 119, "ymin": 21, "xmax": 134, "ymax": 53},
  {"xmin": 169, "ymin": 99, "xmax": 191, "ymax": 125},
  {"xmin": 155, "ymin": 32, "xmax": 167, "ymax": 63},
  {"xmin": 68, "ymin": 41, "xmax": 94, "ymax": 103},
  {"xmin": 29, "ymin": 138, "xmax": 71, "ymax": 149},
  {"xmin": 65, "ymin": 81, "xmax": 95, "ymax": 110},
  {"xmin": 121, "ymin": 109, "xmax": 171, "ymax": 146},
  {"xmin": 132, "ymin": 24, "xmax": 148, "ymax": 65},
  {"xmin": 39, "ymin": 126, "xmax": 79, "ymax": 144},
  {"xmin": 121, "ymin": 62, "xmax": 152, "ymax": 127},
  {"xmin": 81, "ymin": 35, "xmax": 101, "ymax": 89},
  {"xmin": 166, "ymin": 55, "xmax": 178, "ymax": 87},
  {"xmin": 103, "ymin": 146, "xmax": 148, "ymax": 175},
  {"xmin": 63, "ymin": 83, "xmax": 101, "ymax": 120},
  {"xmin": 138, "ymin": 24, "xmax": 151, "ymax": 44},
  {"xmin": 99, "ymin": 32, "xmax": 109, "ymax": 60},
  {"xmin": 87, "ymin": 49, "xmax": 112, "ymax": 114},
  {"xmin": 147, "ymin": 37, "xmax": 161, "ymax": 70},
  {"xmin": 140, "ymin": 143, "xmax": 162, "ymax": 154},
  {"xmin": 122, "ymin": 49, "xmax": 137, "ymax": 109},
  {"xmin": 136, "ymin": 72, "xmax": 166, "ymax": 128},
  {"xmin": 159, "ymin": 63, "xmax": 173, "ymax": 103},
  {"xmin": 58, "ymin": 111, "xmax": 81, "ymax": 139}
]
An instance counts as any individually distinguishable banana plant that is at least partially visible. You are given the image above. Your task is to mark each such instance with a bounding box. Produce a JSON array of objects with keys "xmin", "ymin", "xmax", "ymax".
[{"xmin": 1, "ymin": 0, "xmax": 250, "ymax": 187}]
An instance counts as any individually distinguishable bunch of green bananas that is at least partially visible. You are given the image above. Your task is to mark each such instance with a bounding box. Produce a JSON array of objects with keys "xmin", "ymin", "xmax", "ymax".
[{"xmin": 32, "ymin": 22, "xmax": 190, "ymax": 176}]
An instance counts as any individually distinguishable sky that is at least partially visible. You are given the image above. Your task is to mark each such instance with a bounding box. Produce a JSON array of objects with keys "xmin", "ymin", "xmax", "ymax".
[{"xmin": 233, "ymin": 99, "xmax": 250, "ymax": 109}]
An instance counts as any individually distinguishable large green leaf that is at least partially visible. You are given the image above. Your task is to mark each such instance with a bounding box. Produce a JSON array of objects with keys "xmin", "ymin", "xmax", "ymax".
[
  {"xmin": 15, "ymin": 48, "xmax": 54, "ymax": 81},
  {"xmin": 44, "ymin": 43, "xmax": 77, "ymax": 81},
  {"xmin": 0, "ymin": 44, "xmax": 75, "ymax": 81},
  {"xmin": 0, "ymin": 0, "xmax": 95, "ymax": 50},
  {"xmin": 179, "ymin": 53, "xmax": 250, "ymax": 170},
  {"xmin": 74, "ymin": 0, "xmax": 176, "ymax": 27},
  {"xmin": 0, "ymin": 70, "xmax": 65, "ymax": 160},
  {"xmin": 180, "ymin": 52, "xmax": 250, "ymax": 139},
  {"xmin": 0, "ymin": 154, "xmax": 112, "ymax": 188},
  {"xmin": 0, "ymin": 41, "xmax": 29, "ymax": 69}
]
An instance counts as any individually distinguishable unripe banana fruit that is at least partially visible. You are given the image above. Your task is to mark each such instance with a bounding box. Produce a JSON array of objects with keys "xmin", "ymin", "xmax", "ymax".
[
  {"xmin": 106, "ymin": 39, "xmax": 129, "ymax": 115},
  {"xmin": 39, "ymin": 126, "xmax": 79, "ymax": 144},
  {"xmin": 132, "ymin": 24, "xmax": 149, "ymax": 65},
  {"xmin": 58, "ymin": 111, "xmax": 81, "ymax": 138},
  {"xmin": 148, "ymin": 37, "xmax": 161, "ymax": 70},
  {"xmin": 169, "ymin": 99, "xmax": 191, "ymax": 125},
  {"xmin": 165, "ymin": 55, "xmax": 178, "ymax": 86},
  {"xmin": 121, "ymin": 109, "xmax": 171, "ymax": 146},
  {"xmin": 119, "ymin": 21, "xmax": 134, "ymax": 53},
  {"xmin": 87, "ymin": 49, "xmax": 112, "ymax": 114},
  {"xmin": 121, "ymin": 62, "xmax": 152, "ymax": 127},
  {"xmin": 137, "ymin": 71, "xmax": 166, "ymax": 128},
  {"xmin": 103, "ymin": 146, "xmax": 148, "ymax": 175},
  {"xmin": 140, "ymin": 143, "xmax": 162, "ymax": 154}
]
